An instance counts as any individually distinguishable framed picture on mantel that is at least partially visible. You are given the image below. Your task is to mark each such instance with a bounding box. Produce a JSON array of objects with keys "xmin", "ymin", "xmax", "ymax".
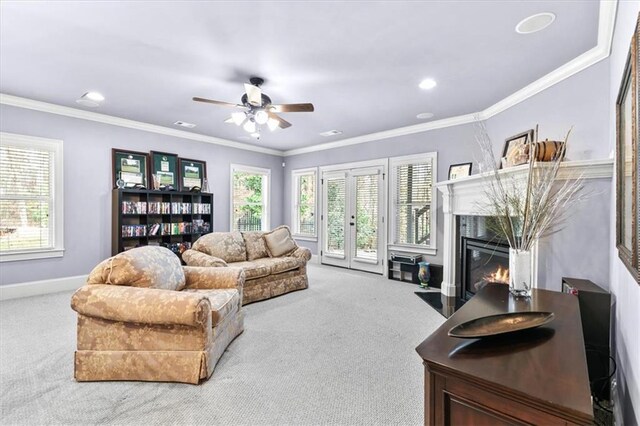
[{"xmin": 615, "ymin": 13, "xmax": 639, "ymax": 283}]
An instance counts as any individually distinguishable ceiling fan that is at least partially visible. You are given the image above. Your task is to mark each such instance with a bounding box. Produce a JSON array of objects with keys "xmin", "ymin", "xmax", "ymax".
[{"xmin": 193, "ymin": 77, "xmax": 314, "ymax": 138}]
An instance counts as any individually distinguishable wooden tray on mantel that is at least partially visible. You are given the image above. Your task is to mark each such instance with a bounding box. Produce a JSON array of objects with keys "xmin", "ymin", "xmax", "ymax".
[{"xmin": 448, "ymin": 311, "xmax": 555, "ymax": 338}]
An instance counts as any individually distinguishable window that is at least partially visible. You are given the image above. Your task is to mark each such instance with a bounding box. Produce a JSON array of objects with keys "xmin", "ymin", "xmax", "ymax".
[
  {"xmin": 291, "ymin": 168, "xmax": 317, "ymax": 238},
  {"xmin": 230, "ymin": 164, "xmax": 270, "ymax": 232},
  {"xmin": 389, "ymin": 153, "xmax": 437, "ymax": 253},
  {"xmin": 0, "ymin": 132, "xmax": 64, "ymax": 262}
]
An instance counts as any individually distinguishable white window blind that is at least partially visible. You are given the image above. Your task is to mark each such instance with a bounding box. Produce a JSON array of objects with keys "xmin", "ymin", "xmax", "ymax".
[
  {"xmin": 231, "ymin": 165, "xmax": 270, "ymax": 232},
  {"xmin": 390, "ymin": 153, "xmax": 437, "ymax": 250},
  {"xmin": 0, "ymin": 132, "xmax": 64, "ymax": 261},
  {"xmin": 292, "ymin": 169, "xmax": 317, "ymax": 237}
]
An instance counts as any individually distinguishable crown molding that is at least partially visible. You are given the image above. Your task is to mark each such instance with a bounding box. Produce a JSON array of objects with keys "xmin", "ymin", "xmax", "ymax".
[
  {"xmin": 0, "ymin": 94, "xmax": 284, "ymax": 156},
  {"xmin": 283, "ymin": 0, "xmax": 618, "ymax": 157},
  {"xmin": 284, "ymin": 113, "xmax": 477, "ymax": 157}
]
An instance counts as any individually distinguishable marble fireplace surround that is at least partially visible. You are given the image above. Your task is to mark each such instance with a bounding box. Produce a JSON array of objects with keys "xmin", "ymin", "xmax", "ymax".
[{"xmin": 435, "ymin": 159, "xmax": 614, "ymax": 298}]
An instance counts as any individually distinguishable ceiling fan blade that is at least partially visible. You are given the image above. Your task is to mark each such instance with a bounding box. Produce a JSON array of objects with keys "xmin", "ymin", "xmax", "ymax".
[
  {"xmin": 267, "ymin": 111, "xmax": 292, "ymax": 129},
  {"xmin": 193, "ymin": 97, "xmax": 242, "ymax": 108},
  {"xmin": 244, "ymin": 83, "xmax": 262, "ymax": 106},
  {"xmin": 269, "ymin": 103, "xmax": 314, "ymax": 113}
]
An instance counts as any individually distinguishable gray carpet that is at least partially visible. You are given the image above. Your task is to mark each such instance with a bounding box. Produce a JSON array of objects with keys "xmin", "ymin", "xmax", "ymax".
[{"xmin": 0, "ymin": 264, "xmax": 444, "ymax": 425}]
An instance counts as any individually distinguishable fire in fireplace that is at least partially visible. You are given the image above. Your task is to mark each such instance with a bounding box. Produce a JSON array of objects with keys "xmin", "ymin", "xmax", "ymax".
[
  {"xmin": 485, "ymin": 265, "xmax": 509, "ymax": 284},
  {"xmin": 460, "ymin": 237, "xmax": 510, "ymax": 300}
]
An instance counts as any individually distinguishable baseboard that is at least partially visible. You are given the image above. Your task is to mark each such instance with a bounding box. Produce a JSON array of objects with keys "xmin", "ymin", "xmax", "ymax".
[{"xmin": 0, "ymin": 275, "xmax": 87, "ymax": 301}]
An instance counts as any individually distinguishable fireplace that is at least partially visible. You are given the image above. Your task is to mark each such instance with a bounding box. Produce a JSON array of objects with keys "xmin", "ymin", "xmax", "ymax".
[{"xmin": 461, "ymin": 237, "xmax": 509, "ymax": 300}]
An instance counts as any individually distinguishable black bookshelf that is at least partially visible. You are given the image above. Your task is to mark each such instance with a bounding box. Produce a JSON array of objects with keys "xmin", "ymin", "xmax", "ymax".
[{"xmin": 112, "ymin": 189, "xmax": 213, "ymax": 258}]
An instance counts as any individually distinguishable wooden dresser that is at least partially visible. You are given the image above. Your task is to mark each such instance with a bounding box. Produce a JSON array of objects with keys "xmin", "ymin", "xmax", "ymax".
[{"xmin": 416, "ymin": 284, "xmax": 593, "ymax": 425}]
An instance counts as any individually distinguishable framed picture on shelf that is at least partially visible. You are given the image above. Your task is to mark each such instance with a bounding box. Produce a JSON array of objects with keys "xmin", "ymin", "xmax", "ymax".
[
  {"xmin": 150, "ymin": 151, "xmax": 179, "ymax": 190},
  {"xmin": 448, "ymin": 162, "xmax": 472, "ymax": 180},
  {"xmin": 178, "ymin": 158, "xmax": 207, "ymax": 191},
  {"xmin": 501, "ymin": 130, "xmax": 534, "ymax": 168},
  {"xmin": 615, "ymin": 14, "xmax": 639, "ymax": 282},
  {"xmin": 112, "ymin": 149, "xmax": 149, "ymax": 189}
]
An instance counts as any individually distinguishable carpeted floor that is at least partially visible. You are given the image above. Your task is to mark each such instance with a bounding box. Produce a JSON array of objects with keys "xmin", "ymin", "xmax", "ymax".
[{"xmin": 0, "ymin": 264, "xmax": 445, "ymax": 425}]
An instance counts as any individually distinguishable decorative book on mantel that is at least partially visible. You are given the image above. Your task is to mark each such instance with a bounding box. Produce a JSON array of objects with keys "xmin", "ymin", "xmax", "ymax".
[{"xmin": 475, "ymin": 121, "xmax": 587, "ymax": 297}]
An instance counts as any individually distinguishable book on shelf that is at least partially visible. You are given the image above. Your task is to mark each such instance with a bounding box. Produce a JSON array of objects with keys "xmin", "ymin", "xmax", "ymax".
[
  {"xmin": 192, "ymin": 203, "xmax": 211, "ymax": 214},
  {"xmin": 121, "ymin": 224, "xmax": 147, "ymax": 237},
  {"xmin": 171, "ymin": 202, "xmax": 192, "ymax": 214},
  {"xmin": 122, "ymin": 201, "xmax": 147, "ymax": 214}
]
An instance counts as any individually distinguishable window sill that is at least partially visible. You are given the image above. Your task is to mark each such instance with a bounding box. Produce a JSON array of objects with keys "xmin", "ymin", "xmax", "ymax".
[
  {"xmin": 0, "ymin": 248, "xmax": 65, "ymax": 263},
  {"xmin": 387, "ymin": 245, "xmax": 437, "ymax": 256},
  {"xmin": 293, "ymin": 235, "xmax": 318, "ymax": 242}
]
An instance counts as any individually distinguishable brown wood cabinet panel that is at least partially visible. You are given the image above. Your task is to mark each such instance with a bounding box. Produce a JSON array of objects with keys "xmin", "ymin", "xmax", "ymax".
[{"xmin": 416, "ymin": 285, "xmax": 593, "ymax": 426}]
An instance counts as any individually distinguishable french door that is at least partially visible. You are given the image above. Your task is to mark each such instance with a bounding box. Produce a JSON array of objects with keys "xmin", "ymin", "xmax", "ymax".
[{"xmin": 321, "ymin": 166, "xmax": 385, "ymax": 274}]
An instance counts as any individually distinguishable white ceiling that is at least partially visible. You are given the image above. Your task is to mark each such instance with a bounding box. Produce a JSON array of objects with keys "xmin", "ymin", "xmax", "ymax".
[{"xmin": 0, "ymin": 1, "xmax": 600, "ymax": 152}]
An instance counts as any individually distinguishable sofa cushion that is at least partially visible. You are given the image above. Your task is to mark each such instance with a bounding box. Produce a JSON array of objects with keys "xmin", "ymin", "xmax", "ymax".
[
  {"xmin": 86, "ymin": 246, "xmax": 185, "ymax": 291},
  {"xmin": 241, "ymin": 231, "xmax": 269, "ymax": 260},
  {"xmin": 263, "ymin": 226, "xmax": 297, "ymax": 257},
  {"xmin": 227, "ymin": 261, "xmax": 270, "ymax": 280},
  {"xmin": 253, "ymin": 257, "xmax": 303, "ymax": 275},
  {"xmin": 182, "ymin": 249, "xmax": 228, "ymax": 267},
  {"xmin": 182, "ymin": 288, "xmax": 239, "ymax": 327},
  {"xmin": 193, "ymin": 232, "xmax": 246, "ymax": 263}
]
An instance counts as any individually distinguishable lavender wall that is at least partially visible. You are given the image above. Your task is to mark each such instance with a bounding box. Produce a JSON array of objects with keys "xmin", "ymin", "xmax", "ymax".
[
  {"xmin": 484, "ymin": 59, "xmax": 611, "ymax": 161},
  {"xmin": 284, "ymin": 123, "xmax": 482, "ymax": 264},
  {"xmin": 0, "ymin": 104, "xmax": 284, "ymax": 285},
  {"xmin": 607, "ymin": 2, "xmax": 640, "ymax": 424}
]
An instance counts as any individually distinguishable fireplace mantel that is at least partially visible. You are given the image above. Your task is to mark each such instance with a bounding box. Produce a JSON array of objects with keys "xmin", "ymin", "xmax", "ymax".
[{"xmin": 435, "ymin": 159, "xmax": 613, "ymax": 297}]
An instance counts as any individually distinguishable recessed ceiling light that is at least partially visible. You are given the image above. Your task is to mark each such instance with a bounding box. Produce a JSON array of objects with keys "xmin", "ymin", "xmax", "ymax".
[
  {"xmin": 416, "ymin": 112, "xmax": 434, "ymax": 119},
  {"xmin": 75, "ymin": 91, "xmax": 105, "ymax": 108},
  {"xmin": 83, "ymin": 91, "xmax": 105, "ymax": 102},
  {"xmin": 320, "ymin": 130, "xmax": 343, "ymax": 137},
  {"xmin": 419, "ymin": 78, "xmax": 437, "ymax": 90},
  {"xmin": 516, "ymin": 12, "xmax": 556, "ymax": 34},
  {"xmin": 174, "ymin": 121, "xmax": 196, "ymax": 128}
]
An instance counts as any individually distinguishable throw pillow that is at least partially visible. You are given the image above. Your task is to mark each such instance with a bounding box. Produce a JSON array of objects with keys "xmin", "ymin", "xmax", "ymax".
[
  {"xmin": 263, "ymin": 225, "xmax": 297, "ymax": 257},
  {"xmin": 242, "ymin": 231, "xmax": 269, "ymax": 260}
]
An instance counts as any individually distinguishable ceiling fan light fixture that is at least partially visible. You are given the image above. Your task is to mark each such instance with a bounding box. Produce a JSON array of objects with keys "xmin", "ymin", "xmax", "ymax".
[
  {"xmin": 243, "ymin": 119, "xmax": 257, "ymax": 133},
  {"xmin": 231, "ymin": 112, "xmax": 246, "ymax": 126},
  {"xmin": 267, "ymin": 117, "xmax": 280, "ymax": 131},
  {"xmin": 254, "ymin": 110, "xmax": 269, "ymax": 125}
]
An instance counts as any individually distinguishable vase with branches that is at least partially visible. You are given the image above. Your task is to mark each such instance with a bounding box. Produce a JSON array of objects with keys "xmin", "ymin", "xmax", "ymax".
[{"xmin": 475, "ymin": 121, "xmax": 587, "ymax": 297}]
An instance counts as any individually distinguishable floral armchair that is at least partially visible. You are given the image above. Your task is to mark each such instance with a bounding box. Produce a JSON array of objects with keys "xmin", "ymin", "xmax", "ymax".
[{"xmin": 70, "ymin": 246, "xmax": 245, "ymax": 384}]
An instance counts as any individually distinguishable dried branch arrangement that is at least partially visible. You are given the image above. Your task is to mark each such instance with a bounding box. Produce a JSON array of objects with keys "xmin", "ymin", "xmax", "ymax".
[{"xmin": 475, "ymin": 121, "xmax": 587, "ymax": 251}]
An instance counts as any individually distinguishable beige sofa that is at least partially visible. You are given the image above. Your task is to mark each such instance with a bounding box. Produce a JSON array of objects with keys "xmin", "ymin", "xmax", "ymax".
[
  {"xmin": 182, "ymin": 227, "xmax": 310, "ymax": 305},
  {"xmin": 70, "ymin": 246, "xmax": 245, "ymax": 384}
]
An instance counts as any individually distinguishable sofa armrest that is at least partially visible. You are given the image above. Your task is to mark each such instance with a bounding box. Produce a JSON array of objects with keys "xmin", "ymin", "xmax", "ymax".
[
  {"xmin": 182, "ymin": 249, "xmax": 228, "ymax": 267},
  {"xmin": 183, "ymin": 266, "xmax": 245, "ymax": 291},
  {"xmin": 290, "ymin": 246, "xmax": 312, "ymax": 263},
  {"xmin": 71, "ymin": 285, "xmax": 210, "ymax": 327}
]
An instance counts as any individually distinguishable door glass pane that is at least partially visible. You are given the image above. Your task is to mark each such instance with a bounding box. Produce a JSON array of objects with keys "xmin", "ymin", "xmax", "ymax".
[
  {"xmin": 326, "ymin": 178, "xmax": 345, "ymax": 255},
  {"xmin": 355, "ymin": 174, "xmax": 378, "ymax": 259}
]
